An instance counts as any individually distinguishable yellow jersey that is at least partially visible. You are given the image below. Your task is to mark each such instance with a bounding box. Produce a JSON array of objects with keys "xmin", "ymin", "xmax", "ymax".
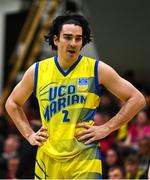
[{"xmin": 34, "ymin": 55, "xmax": 102, "ymax": 161}]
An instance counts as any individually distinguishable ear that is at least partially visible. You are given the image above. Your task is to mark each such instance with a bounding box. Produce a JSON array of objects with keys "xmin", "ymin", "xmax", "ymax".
[{"xmin": 53, "ymin": 35, "xmax": 58, "ymax": 46}]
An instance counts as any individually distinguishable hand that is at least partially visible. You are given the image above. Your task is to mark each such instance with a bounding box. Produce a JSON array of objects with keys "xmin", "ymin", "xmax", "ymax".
[
  {"xmin": 75, "ymin": 123, "xmax": 110, "ymax": 144},
  {"xmin": 27, "ymin": 126, "xmax": 49, "ymax": 147}
]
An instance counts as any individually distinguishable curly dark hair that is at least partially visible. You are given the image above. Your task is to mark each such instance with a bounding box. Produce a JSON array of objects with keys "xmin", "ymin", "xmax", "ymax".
[{"xmin": 44, "ymin": 11, "xmax": 92, "ymax": 50}]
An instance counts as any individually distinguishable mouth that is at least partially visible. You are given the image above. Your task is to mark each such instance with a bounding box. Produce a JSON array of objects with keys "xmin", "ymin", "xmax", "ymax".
[{"xmin": 67, "ymin": 49, "xmax": 76, "ymax": 55}]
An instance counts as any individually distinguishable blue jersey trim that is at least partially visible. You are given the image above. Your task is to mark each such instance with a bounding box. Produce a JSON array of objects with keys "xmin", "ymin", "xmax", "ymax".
[
  {"xmin": 33, "ymin": 62, "xmax": 39, "ymax": 96},
  {"xmin": 95, "ymin": 173, "xmax": 102, "ymax": 179},
  {"xmin": 94, "ymin": 60, "xmax": 102, "ymax": 96},
  {"xmin": 80, "ymin": 109, "xmax": 96, "ymax": 122},
  {"xmin": 54, "ymin": 55, "xmax": 82, "ymax": 76},
  {"xmin": 96, "ymin": 146, "xmax": 102, "ymax": 160}
]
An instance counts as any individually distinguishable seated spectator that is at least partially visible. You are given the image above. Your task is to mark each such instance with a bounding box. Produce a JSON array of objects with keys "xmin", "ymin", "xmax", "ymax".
[
  {"xmin": 108, "ymin": 165, "xmax": 125, "ymax": 179},
  {"xmin": 137, "ymin": 137, "xmax": 150, "ymax": 178},
  {"xmin": 0, "ymin": 135, "xmax": 20, "ymax": 178},
  {"xmin": 5, "ymin": 155, "xmax": 20, "ymax": 179},
  {"xmin": 102, "ymin": 148, "xmax": 123, "ymax": 179},
  {"xmin": 1, "ymin": 135, "xmax": 19, "ymax": 160},
  {"xmin": 124, "ymin": 154, "xmax": 144, "ymax": 179},
  {"xmin": 123, "ymin": 109, "xmax": 150, "ymax": 150}
]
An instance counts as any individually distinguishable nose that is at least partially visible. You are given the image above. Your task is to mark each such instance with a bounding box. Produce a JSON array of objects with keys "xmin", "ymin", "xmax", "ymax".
[{"xmin": 70, "ymin": 38, "xmax": 77, "ymax": 47}]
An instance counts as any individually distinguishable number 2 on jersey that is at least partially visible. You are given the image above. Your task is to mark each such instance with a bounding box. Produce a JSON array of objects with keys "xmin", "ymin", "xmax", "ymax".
[{"xmin": 62, "ymin": 110, "xmax": 70, "ymax": 122}]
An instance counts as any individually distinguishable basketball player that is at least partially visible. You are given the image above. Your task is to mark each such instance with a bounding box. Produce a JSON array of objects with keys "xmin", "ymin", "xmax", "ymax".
[{"xmin": 5, "ymin": 12, "xmax": 145, "ymax": 179}]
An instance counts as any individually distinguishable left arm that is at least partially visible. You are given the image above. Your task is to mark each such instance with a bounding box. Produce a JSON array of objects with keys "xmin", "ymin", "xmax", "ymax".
[{"xmin": 76, "ymin": 61, "xmax": 146, "ymax": 144}]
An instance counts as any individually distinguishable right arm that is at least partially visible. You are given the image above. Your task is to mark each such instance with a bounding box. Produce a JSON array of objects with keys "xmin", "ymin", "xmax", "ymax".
[{"xmin": 5, "ymin": 64, "xmax": 48, "ymax": 146}]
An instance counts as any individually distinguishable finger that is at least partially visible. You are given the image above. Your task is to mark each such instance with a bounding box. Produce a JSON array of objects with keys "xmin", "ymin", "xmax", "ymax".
[
  {"xmin": 76, "ymin": 123, "xmax": 91, "ymax": 129},
  {"xmin": 34, "ymin": 140, "xmax": 43, "ymax": 147},
  {"xmin": 77, "ymin": 133, "xmax": 94, "ymax": 141},
  {"xmin": 75, "ymin": 129, "xmax": 91, "ymax": 137},
  {"xmin": 37, "ymin": 142, "xmax": 43, "ymax": 147},
  {"xmin": 84, "ymin": 137, "xmax": 96, "ymax": 145},
  {"xmin": 36, "ymin": 136, "xmax": 48, "ymax": 142},
  {"xmin": 37, "ymin": 132, "xmax": 49, "ymax": 138},
  {"xmin": 39, "ymin": 126, "xmax": 47, "ymax": 132}
]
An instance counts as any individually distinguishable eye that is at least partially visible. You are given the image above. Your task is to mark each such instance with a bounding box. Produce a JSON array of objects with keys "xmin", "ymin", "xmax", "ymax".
[
  {"xmin": 64, "ymin": 35, "xmax": 72, "ymax": 40},
  {"xmin": 75, "ymin": 37, "xmax": 82, "ymax": 42}
]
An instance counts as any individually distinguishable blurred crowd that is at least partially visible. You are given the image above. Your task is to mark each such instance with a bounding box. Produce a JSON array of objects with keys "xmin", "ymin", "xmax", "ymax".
[{"xmin": 0, "ymin": 70, "xmax": 150, "ymax": 179}]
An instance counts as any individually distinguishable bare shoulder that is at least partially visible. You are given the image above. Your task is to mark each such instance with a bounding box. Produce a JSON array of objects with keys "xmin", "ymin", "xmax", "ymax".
[
  {"xmin": 23, "ymin": 63, "xmax": 35, "ymax": 80},
  {"xmin": 98, "ymin": 61, "xmax": 120, "ymax": 85},
  {"xmin": 17, "ymin": 63, "xmax": 36, "ymax": 90}
]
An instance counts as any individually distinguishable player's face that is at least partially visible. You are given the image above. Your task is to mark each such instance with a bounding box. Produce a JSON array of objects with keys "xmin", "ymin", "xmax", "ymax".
[{"xmin": 54, "ymin": 24, "xmax": 83, "ymax": 61}]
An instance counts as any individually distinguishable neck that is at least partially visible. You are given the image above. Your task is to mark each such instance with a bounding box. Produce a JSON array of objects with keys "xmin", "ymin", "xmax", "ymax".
[{"xmin": 57, "ymin": 54, "xmax": 79, "ymax": 71}]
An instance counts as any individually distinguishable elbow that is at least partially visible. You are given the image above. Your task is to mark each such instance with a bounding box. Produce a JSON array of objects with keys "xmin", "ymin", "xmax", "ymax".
[
  {"xmin": 5, "ymin": 97, "xmax": 11, "ymax": 113},
  {"xmin": 138, "ymin": 92, "xmax": 146, "ymax": 110},
  {"xmin": 5, "ymin": 96, "xmax": 21, "ymax": 115},
  {"xmin": 5, "ymin": 97, "xmax": 15, "ymax": 114}
]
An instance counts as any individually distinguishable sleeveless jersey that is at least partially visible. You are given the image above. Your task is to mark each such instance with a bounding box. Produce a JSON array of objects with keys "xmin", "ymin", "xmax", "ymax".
[{"xmin": 34, "ymin": 55, "xmax": 102, "ymax": 161}]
